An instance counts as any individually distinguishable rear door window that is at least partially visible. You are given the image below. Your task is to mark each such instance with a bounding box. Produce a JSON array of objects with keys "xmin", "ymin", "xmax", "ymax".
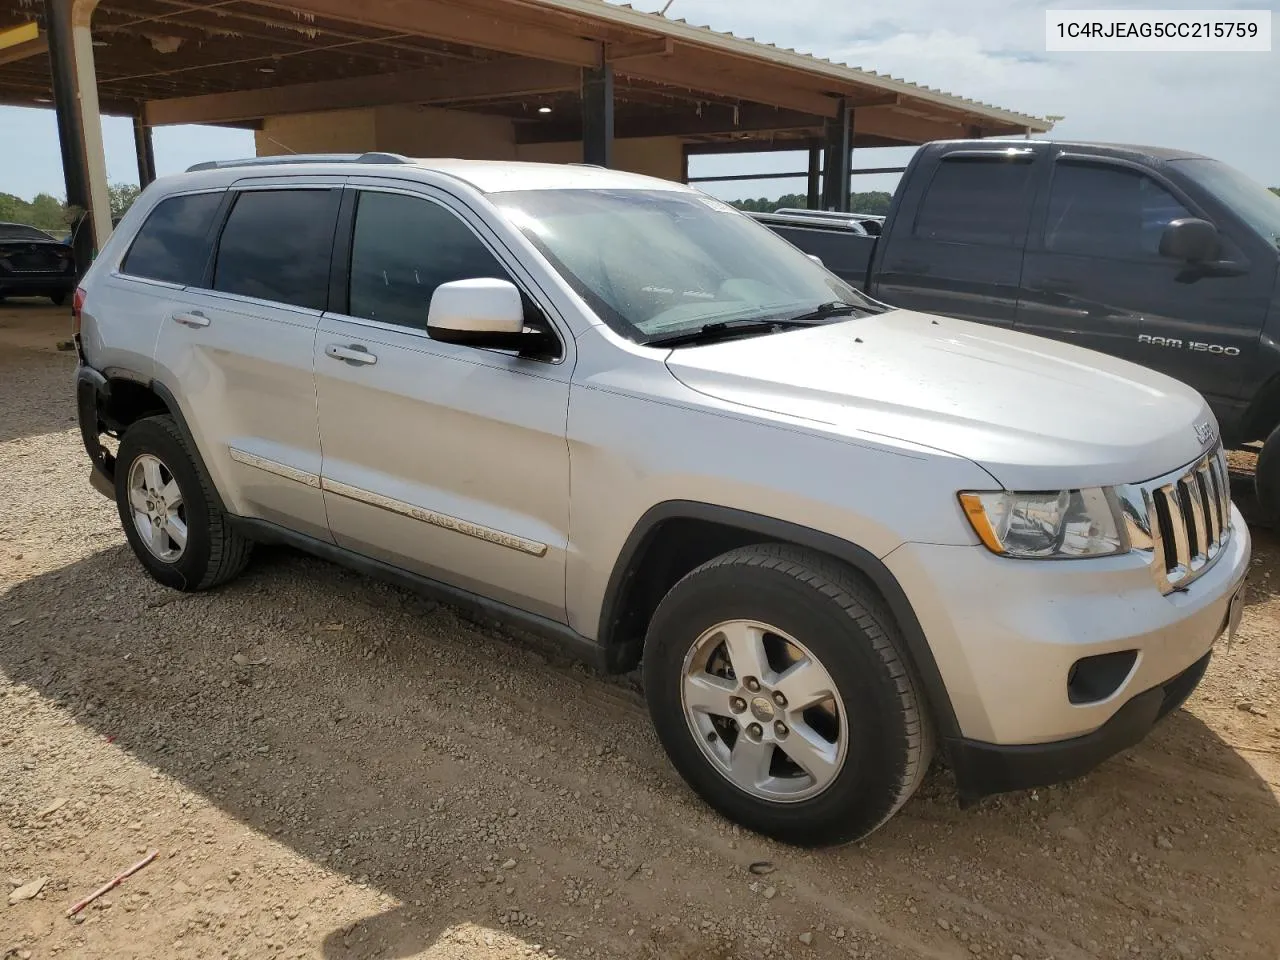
[
  {"xmin": 121, "ymin": 192, "xmax": 223, "ymax": 285},
  {"xmin": 914, "ymin": 156, "xmax": 1036, "ymax": 245},
  {"xmin": 1045, "ymin": 162, "xmax": 1194, "ymax": 258},
  {"xmin": 212, "ymin": 189, "xmax": 340, "ymax": 310}
]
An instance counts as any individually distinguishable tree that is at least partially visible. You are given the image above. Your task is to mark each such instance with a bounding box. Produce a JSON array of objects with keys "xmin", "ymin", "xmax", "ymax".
[
  {"xmin": 108, "ymin": 183, "xmax": 141, "ymax": 220},
  {"xmin": 1271, "ymin": 187, "xmax": 1280, "ymax": 198},
  {"xmin": 0, "ymin": 191, "xmax": 71, "ymax": 233},
  {"xmin": 729, "ymin": 190, "xmax": 893, "ymax": 216}
]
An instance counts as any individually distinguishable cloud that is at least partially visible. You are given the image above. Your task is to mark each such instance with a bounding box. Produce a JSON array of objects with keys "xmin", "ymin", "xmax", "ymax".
[
  {"xmin": 1, "ymin": 1, "xmax": 1272, "ymax": 201},
  {"xmin": 621, "ymin": 0, "xmax": 1278, "ymax": 188}
]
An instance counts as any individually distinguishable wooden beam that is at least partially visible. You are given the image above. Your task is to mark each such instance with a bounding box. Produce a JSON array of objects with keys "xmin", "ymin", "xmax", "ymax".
[
  {"xmin": 616, "ymin": 55, "xmax": 840, "ymax": 119},
  {"xmin": 605, "ymin": 37, "xmax": 673, "ymax": 62},
  {"xmin": 681, "ymin": 139, "xmax": 821, "ymax": 157},
  {"xmin": 683, "ymin": 133, "xmax": 909, "ymax": 156},
  {"xmin": 515, "ymin": 104, "xmax": 822, "ymax": 144},
  {"xmin": 0, "ymin": 94, "xmax": 136, "ymax": 116},
  {"xmin": 261, "ymin": 0, "xmax": 599, "ymax": 66},
  {"xmin": 854, "ymin": 106, "xmax": 966, "ymax": 144},
  {"xmin": 145, "ymin": 57, "xmax": 580, "ymax": 126},
  {"xmin": 848, "ymin": 93, "xmax": 899, "ymax": 108}
]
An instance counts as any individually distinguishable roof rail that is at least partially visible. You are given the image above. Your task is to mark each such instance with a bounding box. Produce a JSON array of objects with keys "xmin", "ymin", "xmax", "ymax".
[
  {"xmin": 775, "ymin": 207, "xmax": 883, "ymax": 221},
  {"xmin": 185, "ymin": 152, "xmax": 412, "ymax": 173},
  {"xmin": 750, "ymin": 211, "xmax": 869, "ymax": 233}
]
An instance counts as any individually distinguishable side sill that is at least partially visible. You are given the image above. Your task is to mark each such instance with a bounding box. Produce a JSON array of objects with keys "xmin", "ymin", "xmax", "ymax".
[{"xmin": 229, "ymin": 516, "xmax": 605, "ymax": 671}]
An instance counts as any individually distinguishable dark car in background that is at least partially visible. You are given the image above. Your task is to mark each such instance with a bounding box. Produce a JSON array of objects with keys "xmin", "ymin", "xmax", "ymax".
[{"xmin": 0, "ymin": 222, "xmax": 77, "ymax": 305}]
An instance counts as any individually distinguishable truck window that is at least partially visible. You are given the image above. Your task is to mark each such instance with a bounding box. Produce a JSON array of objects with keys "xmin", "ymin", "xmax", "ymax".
[
  {"xmin": 1045, "ymin": 162, "xmax": 1193, "ymax": 259},
  {"xmin": 914, "ymin": 156, "xmax": 1034, "ymax": 245}
]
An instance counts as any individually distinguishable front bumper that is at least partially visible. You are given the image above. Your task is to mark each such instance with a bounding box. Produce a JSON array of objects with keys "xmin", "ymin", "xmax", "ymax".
[
  {"xmin": 947, "ymin": 649, "xmax": 1211, "ymax": 803},
  {"xmin": 0, "ymin": 273, "xmax": 75, "ymax": 296},
  {"xmin": 884, "ymin": 513, "xmax": 1250, "ymax": 798}
]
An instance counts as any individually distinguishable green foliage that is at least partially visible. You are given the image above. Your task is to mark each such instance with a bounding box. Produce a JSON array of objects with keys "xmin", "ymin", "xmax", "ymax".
[
  {"xmin": 1271, "ymin": 187, "xmax": 1280, "ymax": 198},
  {"xmin": 729, "ymin": 191, "xmax": 894, "ymax": 216},
  {"xmin": 731, "ymin": 193, "xmax": 808, "ymax": 213},
  {"xmin": 0, "ymin": 191, "xmax": 72, "ymax": 234},
  {"xmin": 109, "ymin": 183, "xmax": 141, "ymax": 220},
  {"xmin": 0, "ymin": 181, "xmax": 141, "ymax": 235}
]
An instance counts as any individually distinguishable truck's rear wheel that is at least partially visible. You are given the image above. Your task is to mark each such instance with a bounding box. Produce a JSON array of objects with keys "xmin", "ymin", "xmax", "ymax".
[
  {"xmin": 1256, "ymin": 424, "xmax": 1280, "ymax": 519},
  {"xmin": 643, "ymin": 544, "xmax": 933, "ymax": 847}
]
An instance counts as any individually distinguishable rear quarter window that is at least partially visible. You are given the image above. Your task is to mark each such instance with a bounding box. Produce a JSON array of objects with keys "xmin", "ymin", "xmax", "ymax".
[{"xmin": 120, "ymin": 192, "xmax": 224, "ymax": 285}]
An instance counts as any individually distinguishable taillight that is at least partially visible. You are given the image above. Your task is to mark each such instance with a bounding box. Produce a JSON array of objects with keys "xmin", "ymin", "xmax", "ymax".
[{"xmin": 72, "ymin": 287, "xmax": 86, "ymax": 335}]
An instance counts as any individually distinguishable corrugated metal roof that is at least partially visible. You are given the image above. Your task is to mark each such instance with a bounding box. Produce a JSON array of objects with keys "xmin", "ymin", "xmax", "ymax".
[{"xmin": 536, "ymin": 0, "xmax": 1052, "ymax": 131}]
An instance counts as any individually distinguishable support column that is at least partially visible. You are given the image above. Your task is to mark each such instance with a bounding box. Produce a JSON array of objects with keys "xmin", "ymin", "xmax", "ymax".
[
  {"xmin": 72, "ymin": 0, "xmax": 111, "ymax": 248},
  {"xmin": 45, "ymin": 0, "xmax": 93, "ymax": 274},
  {"xmin": 806, "ymin": 143, "xmax": 821, "ymax": 209},
  {"xmin": 581, "ymin": 61, "xmax": 614, "ymax": 168},
  {"xmin": 820, "ymin": 100, "xmax": 852, "ymax": 212},
  {"xmin": 133, "ymin": 114, "xmax": 156, "ymax": 187}
]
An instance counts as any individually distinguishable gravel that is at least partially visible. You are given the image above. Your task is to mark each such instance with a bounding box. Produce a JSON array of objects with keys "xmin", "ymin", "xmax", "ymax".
[{"xmin": 4, "ymin": 301, "xmax": 1280, "ymax": 959}]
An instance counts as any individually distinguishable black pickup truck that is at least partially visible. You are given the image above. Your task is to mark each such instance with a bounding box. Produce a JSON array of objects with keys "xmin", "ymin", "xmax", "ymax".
[{"xmin": 755, "ymin": 140, "xmax": 1280, "ymax": 509}]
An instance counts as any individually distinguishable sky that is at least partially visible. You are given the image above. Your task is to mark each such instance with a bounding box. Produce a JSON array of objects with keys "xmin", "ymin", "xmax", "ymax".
[{"xmin": 0, "ymin": 0, "xmax": 1275, "ymax": 204}]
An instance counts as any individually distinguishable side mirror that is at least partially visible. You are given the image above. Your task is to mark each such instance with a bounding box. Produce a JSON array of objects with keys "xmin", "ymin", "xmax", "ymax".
[
  {"xmin": 806, "ymin": 253, "xmax": 824, "ymax": 266},
  {"xmin": 427, "ymin": 278, "xmax": 528, "ymax": 350},
  {"xmin": 1159, "ymin": 218, "xmax": 1219, "ymax": 263}
]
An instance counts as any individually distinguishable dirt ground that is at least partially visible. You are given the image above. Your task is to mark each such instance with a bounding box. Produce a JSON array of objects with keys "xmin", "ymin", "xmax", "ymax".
[{"xmin": 2, "ymin": 298, "xmax": 1279, "ymax": 960}]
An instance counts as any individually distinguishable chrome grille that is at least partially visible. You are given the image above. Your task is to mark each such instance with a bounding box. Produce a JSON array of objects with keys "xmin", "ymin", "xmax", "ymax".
[{"xmin": 1123, "ymin": 446, "xmax": 1231, "ymax": 594}]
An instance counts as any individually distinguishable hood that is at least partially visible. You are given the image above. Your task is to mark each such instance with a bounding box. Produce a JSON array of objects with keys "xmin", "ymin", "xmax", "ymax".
[{"xmin": 664, "ymin": 310, "xmax": 1215, "ymax": 490}]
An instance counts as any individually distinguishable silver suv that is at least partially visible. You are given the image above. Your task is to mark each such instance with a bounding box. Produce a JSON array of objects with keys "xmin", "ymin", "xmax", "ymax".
[{"xmin": 74, "ymin": 154, "xmax": 1250, "ymax": 846}]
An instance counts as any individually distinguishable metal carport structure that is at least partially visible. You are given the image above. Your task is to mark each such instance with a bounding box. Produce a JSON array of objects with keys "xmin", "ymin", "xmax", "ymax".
[{"xmin": 0, "ymin": 0, "xmax": 1052, "ymax": 273}]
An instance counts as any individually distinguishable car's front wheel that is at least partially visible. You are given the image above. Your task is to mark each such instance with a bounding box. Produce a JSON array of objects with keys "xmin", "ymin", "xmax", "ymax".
[
  {"xmin": 50, "ymin": 291, "xmax": 68, "ymax": 306},
  {"xmin": 643, "ymin": 544, "xmax": 933, "ymax": 847},
  {"xmin": 114, "ymin": 415, "xmax": 252, "ymax": 591}
]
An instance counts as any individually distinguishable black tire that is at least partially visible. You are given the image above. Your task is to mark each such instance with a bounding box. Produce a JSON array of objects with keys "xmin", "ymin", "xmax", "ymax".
[
  {"xmin": 643, "ymin": 543, "xmax": 933, "ymax": 847},
  {"xmin": 114, "ymin": 415, "xmax": 252, "ymax": 591},
  {"xmin": 1256, "ymin": 425, "xmax": 1280, "ymax": 520},
  {"xmin": 49, "ymin": 291, "xmax": 67, "ymax": 306}
]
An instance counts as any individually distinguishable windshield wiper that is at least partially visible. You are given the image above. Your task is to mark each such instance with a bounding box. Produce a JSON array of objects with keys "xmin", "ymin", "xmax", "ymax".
[
  {"xmin": 644, "ymin": 316, "xmax": 828, "ymax": 348},
  {"xmin": 644, "ymin": 302, "xmax": 867, "ymax": 349},
  {"xmin": 783, "ymin": 300, "xmax": 871, "ymax": 323}
]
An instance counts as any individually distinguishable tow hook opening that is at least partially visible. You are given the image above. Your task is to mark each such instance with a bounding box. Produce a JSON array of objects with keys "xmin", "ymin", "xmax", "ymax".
[{"xmin": 1067, "ymin": 650, "xmax": 1139, "ymax": 705}]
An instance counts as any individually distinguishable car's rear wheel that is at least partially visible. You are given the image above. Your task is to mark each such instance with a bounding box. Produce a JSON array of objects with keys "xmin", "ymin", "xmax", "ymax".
[
  {"xmin": 643, "ymin": 544, "xmax": 933, "ymax": 847},
  {"xmin": 49, "ymin": 291, "xmax": 67, "ymax": 306},
  {"xmin": 114, "ymin": 415, "xmax": 252, "ymax": 590}
]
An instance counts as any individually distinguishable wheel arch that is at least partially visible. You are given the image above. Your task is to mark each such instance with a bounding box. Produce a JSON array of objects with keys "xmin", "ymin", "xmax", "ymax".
[
  {"xmin": 1239, "ymin": 372, "xmax": 1280, "ymax": 446},
  {"xmin": 83, "ymin": 366, "xmax": 228, "ymax": 514},
  {"xmin": 597, "ymin": 500, "xmax": 962, "ymax": 742}
]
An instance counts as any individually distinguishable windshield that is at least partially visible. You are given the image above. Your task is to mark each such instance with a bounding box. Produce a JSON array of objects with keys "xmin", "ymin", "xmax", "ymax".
[
  {"xmin": 494, "ymin": 188, "xmax": 878, "ymax": 343},
  {"xmin": 0, "ymin": 224, "xmax": 56, "ymax": 242},
  {"xmin": 1172, "ymin": 158, "xmax": 1280, "ymax": 250}
]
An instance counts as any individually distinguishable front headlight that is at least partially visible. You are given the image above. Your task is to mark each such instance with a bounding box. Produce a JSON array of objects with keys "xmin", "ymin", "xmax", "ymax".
[{"xmin": 958, "ymin": 488, "xmax": 1126, "ymax": 559}]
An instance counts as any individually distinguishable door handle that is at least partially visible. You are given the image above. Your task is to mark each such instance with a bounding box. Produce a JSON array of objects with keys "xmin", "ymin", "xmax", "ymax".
[
  {"xmin": 171, "ymin": 310, "xmax": 210, "ymax": 328},
  {"xmin": 325, "ymin": 343, "xmax": 377, "ymax": 366}
]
